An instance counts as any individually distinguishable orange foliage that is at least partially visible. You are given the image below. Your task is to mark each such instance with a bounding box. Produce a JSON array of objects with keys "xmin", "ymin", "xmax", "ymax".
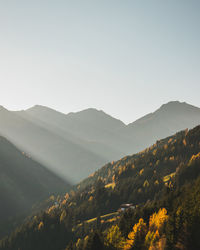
[
  {"xmin": 149, "ymin": 208, "xmax": 168, "ymax": 233},
  {"xmin": 124, "ymin": 218, "xmax": 147, "ymax": 249}
]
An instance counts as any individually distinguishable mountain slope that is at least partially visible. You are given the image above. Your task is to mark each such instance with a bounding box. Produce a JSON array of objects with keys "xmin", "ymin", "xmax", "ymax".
[
  {"xmin": 23, "ymin": 106, "xmax": 129, "ymax": 154},
  {"xmin": 120, "ymin": 101, "xmax": 200, "ymax": 153},
  {"xmin": 0, "ymin": 101, "xmax": 200, "ymax": 184},
  {"xmin": 0, "ymin": 107, "xmax": 109, "ymax": 183},
  {"xmin": 17, "ymin": 107, "xmax": 125, "ymax": 162},
  {"xmin": 2, "ymin": 125, "xmax": 200, "ymax": 249},
  {"xmin": 25, "ymin": 101, "xmax": 200, "ymax": 157},
  {"xmin": 0, "ymin": 135, "xmax": 70, "ymax": 237}
]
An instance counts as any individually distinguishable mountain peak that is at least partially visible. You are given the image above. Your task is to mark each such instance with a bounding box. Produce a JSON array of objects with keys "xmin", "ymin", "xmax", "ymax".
[
  {"xmin": 66, "ymin": 108, "xmax": 125, "ymax": 128},
  {"xmin": 27, "ymin": 105, "xmax": 49, "ymax": 111},
  {"xmin": 67, "ymin": 108, "xmax": 101, "ymax": 115},
  {"xmin": 160, "ymin": 100, "xmax": 183, "ymax": 108},
  {"xmin": 157, "ymin": 101, "xmax": 199, "ymax": 113}
]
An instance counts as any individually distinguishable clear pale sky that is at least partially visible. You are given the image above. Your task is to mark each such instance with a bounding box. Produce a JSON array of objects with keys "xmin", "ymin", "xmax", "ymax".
[{"xmin": 0, "ymin": 0, "xmax": 199, "ymax": 123}]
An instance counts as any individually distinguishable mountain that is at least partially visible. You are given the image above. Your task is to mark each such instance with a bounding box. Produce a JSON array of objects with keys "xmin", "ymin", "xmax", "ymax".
[
  {"xmin": 0, "ymin": 135, "xmax": 70, "ymax": 238},
  {"xmin": 23, "ymin": 101, "xmax": 200, "ymax": 165},
  {"xmin": 0, "ymin": 101, "xmax": 200, "ymax": 184},
  {"xmin": 26, "ymin": 105, "xmax": 125, "ymax": 135},
  {"xmin": 19, "ymin": 106, "xmax": 127, "ymax": 158},
  {"xmin": 0, "ymin": 107, "xmax": 110, "ymax": 183},
  {"xmin": 120, "ymin": 101, "xmax": 200, "ymax": 153},
  {"xmin": 2, "ymin": 124, "xmax": 200, "ymax": 249}
]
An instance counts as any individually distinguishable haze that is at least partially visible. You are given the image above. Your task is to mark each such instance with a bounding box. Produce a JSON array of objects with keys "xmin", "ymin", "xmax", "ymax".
[{"xmin": 0, "ymin": 0, "xmax": 199, "ymax": 123}]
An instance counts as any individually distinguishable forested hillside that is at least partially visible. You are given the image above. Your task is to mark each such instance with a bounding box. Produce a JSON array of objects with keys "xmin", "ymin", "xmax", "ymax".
[{"xmin": 2, "ymin": 125, "xmax": 200, "ymax": 249}]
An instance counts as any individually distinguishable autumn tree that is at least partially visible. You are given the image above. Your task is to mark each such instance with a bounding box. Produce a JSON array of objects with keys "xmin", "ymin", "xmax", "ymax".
[
  {"xmin": 105, "ymin": 225, "xmax": 125, "ymax": 249},
  {"xmin": 124, "ymin": 218, "xmax": 147, "ymax": 250}
]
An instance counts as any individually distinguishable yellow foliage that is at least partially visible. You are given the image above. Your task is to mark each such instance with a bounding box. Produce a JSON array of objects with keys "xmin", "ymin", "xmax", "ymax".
[
  {"xmin": 118, "ymin": 166, "xmax": 126, "ymax": 175},
  {"xmin": 163, "ymin": 172, "xmax": 176, "ymax": 183},
  {"xmin": 143, "ymin": 180, "xmax": 149, "ymax": 188},
  {"xmin": 47, "ymin": 205, "xmax": 57, "ymax": 215},
  {"xmin": 103, "ymin": 209, "xmax": 169, "ymax": 250},
  {"xmin": 88, "ymin": 196, "xmax": 93, "ymax": 201},
  {"xmin": 89, "ymin": 172, "xmax": 95, "ymax": 177},
  {"xmin": 38, "ymin": 221, "xmax": 44, "ymax": 230},
  {"xmin": 164, "ymin": 144, "xmax": 168, "ymax": 150},
  {"xmin": 65, "ymin": 193, "xmax": 70, "ymax": 200},
  {"xmin": 60, "ymin": 210, "xmax": 67, "ymax": 223},
  {"xmin": 62, "ymin": 199, "xmax": 67, "ymax": 205},
  {"xmin": 106, "ymin": 217, "xmax": 117, "ymax": 223},
  {"xmin": 149, "ymin": 208, "xmax": 168, "ymax": 233},
  {"xmin": 149, "ymin": 237, "xmax": 166, "ymax": 250},
  {"xmin": 145, "ymin": 230, "xmax": 160, "ymax": 248},
  {"xmin": 105, "ymin": 225, "xmax": 125, "ymax": 249},
  {"xmin": 139, "ymin": 168, "xmax": 144, "ymax": 175},
  {"xmin": 153, "ymin": 149, "xmax": 157, "ymax": 156},
  {"xmin": 188, "ymin": 152, "xmax": 200, "ymax": 166},
  {"xmin": 76, "ymin": 238, "xmax": 82, "ymax": 248},
  {"xmin": 168, "ymin": 138, "xmax": 173, "ymax": 144},
  {"xmin": 124, "ymin": 218, "xmax": 147, "ymax": 249},
  {"xmin": 105, "ymin": 182, "xmax": 116, "ymax": 189},
  {"xmin": 144, "ymin": 208, "xmax": 168, "ymax": 249}
]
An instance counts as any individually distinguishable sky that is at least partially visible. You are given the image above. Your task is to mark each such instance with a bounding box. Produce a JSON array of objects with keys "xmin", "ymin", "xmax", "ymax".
[{"xmin": 0, "ymin": 0, "xmax": 199, "ymax": 123}]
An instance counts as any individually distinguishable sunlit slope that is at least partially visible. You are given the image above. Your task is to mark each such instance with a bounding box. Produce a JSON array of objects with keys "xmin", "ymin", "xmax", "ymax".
[
  {"xmin": 17, "ymin": 107, "xmax": 125, "ymax": 163},
  {"xmin": 0, "ymin": 107, "xmax": 108, "ymax": 183}
]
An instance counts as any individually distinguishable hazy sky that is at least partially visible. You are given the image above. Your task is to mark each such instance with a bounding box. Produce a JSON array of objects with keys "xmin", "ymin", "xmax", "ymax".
[{"xmin": 0, "ymin": 0, "xmax": 199, "ymax": 123}]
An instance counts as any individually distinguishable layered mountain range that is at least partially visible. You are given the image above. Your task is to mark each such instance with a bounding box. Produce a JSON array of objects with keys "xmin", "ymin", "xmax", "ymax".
[{"xmin": 0, "ymin": 101, "xmax": 200, "ymax": 183}]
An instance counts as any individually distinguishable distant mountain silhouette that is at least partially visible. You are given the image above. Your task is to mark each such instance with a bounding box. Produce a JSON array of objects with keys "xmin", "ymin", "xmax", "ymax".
[
  {"xmin": 0, "ymin": 101, "xmax": 200, "ymax": 183},
  {"xmin": 0, "ymin": 135, "xmax": 69, "ymax": 237},
  {"xmin": 23, "ymin": 105, "xmax": 128, "ymax": 155},
  {"xmin": 0, "ymin": 107, "xmax": 111, "ymax": 183},
  {"xmin": 120, "ymin": 101, "xmax": 200, "ymax": 152}
]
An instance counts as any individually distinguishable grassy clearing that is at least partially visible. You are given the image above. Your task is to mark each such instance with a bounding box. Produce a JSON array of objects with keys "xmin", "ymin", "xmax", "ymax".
[
  {"xmin": 76, "ymin": 211, "xmax": 119, "ymax": 228},
  {"xmin": 105, "ymin": 182, "xmax": 116, "ymax": 189}
]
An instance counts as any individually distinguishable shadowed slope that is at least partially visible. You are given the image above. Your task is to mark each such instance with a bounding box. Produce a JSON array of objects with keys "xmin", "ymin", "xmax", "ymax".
[{"xmin": 0, "ymin": 135, "xmax": 70, "ymax": 237}]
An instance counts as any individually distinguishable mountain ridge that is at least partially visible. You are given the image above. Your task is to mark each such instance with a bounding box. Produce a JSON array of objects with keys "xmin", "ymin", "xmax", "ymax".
[{"xmin": 0, "ymin": 101, "xmax": 200, "ymax": 184}]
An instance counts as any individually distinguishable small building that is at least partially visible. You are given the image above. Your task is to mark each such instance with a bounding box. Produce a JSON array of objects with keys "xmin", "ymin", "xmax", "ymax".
[{"xmin": 118, "ymin": 203, "xmax": 136, "ymax": 212}]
